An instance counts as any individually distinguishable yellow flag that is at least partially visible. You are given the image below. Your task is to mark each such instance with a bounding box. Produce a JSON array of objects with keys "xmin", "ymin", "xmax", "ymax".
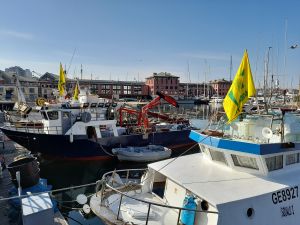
[
  {"xmin": 223, "ymin": 50, "xmax": 256, "ymax": 123},
  {"xmin": 58, "ymin": 63, "xmax": 66, "ymax": 96},
  {"xmin": 73, "ymin": 81, "xmax": 80, "ymax": 100}
]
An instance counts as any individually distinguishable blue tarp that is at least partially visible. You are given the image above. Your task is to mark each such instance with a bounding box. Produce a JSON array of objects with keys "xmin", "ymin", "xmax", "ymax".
[{"xmin": 8, "ymin": 178, "xmax": 58, "ymax": 212}]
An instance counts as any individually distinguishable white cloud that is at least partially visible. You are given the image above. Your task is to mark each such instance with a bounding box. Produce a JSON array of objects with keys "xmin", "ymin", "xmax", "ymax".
[{"xmin": 0, "ymin": 29, "xmax": 34, "ymax": 40}]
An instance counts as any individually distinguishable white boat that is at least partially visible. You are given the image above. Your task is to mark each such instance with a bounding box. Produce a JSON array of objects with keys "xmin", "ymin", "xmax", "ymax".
[
  {"xmin": 209, "ymin": 96, "xmax": 224, "ymax": 104},
  {"xmin": 90, "ymin": 111, "xmax": 300, "ymax": 225},
  {"xmin": 89, "ymin": 50, "xmax": 300, "ymax": 224},
  {"xmin": 112, "ymin": 145, "xmax": 172, "ymax": 162}
]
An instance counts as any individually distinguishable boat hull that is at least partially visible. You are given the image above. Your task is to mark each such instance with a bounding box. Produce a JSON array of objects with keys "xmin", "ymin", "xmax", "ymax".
[{"xmin": 0, "ymin": 127, "xmax": 195, "ymax": 160}]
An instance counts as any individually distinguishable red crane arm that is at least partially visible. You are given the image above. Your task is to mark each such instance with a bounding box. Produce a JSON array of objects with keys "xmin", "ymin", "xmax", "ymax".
[{"xmin": 118, "ymin": 107, "xmax": 140, "ymax": 127}]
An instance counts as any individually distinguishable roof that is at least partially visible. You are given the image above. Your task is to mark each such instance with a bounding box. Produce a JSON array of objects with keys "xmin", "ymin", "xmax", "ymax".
[
  {"xmin": 145, "ymin": 72, "xmax": 179, "ymax": 79},
  {"xmin": 0, "ymin": 70, "xmax": 37, "ymax": 83},
  {"xmin": 148, "ymin": 153, "xmax": 299, "ymax": 207},
  {"xmin": 189, "ymin": 130, "xmax": 300, "ymax": 155},
  {"xmin": 209, "ymin": 78, "xmax": 231, "ymax": 84}
]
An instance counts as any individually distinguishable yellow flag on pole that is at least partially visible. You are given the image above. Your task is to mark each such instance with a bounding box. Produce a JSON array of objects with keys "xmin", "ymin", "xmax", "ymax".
[
  {"xmin": 58, "ymin": 63, "xmax": 66, "ymax": 96},
  {"xmin": 73, "ymin": 80, "xmax": 80, "ymax": 101},
  {"xmin": 223, "ymin": 50, "xmax": 256, "ymax": 123}
]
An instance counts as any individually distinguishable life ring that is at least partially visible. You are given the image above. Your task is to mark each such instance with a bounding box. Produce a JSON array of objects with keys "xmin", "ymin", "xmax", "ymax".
[{"xmin": 36, "ymin": 97, "xmax": 46, "ymax": 106}]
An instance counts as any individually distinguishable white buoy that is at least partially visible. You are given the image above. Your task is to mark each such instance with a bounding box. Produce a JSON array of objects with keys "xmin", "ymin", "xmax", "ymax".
[
  {"xmin": 76, "ymin": 194, "xmax": 87, "ymax": 205},
  {"xmin": 82, "ymin": 204, "xmax": 91, "ymax": 214}
]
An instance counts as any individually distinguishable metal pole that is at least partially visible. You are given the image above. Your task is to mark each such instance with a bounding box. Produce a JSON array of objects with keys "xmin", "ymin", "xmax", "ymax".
[
  {"xmin": 177, "ymin": 208, "xmax": 182, "ymax": 225},
  {"xmin": 145, "ymin": 203, "xmax": 152, "ymax": 225},
  {"xmin": 117, "ymin": 194, "xmax": 123, "ymax": 220}
]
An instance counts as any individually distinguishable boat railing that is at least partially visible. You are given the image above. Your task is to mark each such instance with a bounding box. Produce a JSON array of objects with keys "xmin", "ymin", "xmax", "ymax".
[
  {"xmin": 3, "ymin": 123, "xmax": 63, "ymax": 135},
  {"xmin": 100, "ymin": 169, "xmax": 218, "ymax": 225}
]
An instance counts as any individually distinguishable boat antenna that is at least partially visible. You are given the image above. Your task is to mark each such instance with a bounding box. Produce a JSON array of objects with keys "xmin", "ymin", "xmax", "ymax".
[
  {"xmin": 67, "ymin": 48, "xmax": 77, "ymax": 75},
  {"xmin": 283, "ymin": 19, "xmax": 288, "ymax": 89},
  {"xmin": 80, "ymin": 64, "xmax": 83, "ymax": 80}
]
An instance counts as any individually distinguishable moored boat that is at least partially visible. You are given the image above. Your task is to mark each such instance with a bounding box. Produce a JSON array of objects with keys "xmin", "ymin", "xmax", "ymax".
[{"xmin": 112, "ymin": 145, "xmax": 172, "ymax": 162}]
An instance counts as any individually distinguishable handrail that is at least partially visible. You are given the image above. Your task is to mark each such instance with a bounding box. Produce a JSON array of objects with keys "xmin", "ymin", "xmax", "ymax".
[
  {"xmin": 101, "ymin": 168, "xmax": 219, "ymax": 224},
  {"xmin": 3, "ymin": 124, "xmax": 63, "ymax": 135}
]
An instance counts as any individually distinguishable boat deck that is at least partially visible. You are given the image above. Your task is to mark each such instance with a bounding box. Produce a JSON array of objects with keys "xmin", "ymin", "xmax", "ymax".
[
  {"xmin": 149, "ymin": 153, "xmax": 300, "ymax": 206},
  {"xmin": 91, "ymin": 192, "xmax": 179, "ymax": 225}
]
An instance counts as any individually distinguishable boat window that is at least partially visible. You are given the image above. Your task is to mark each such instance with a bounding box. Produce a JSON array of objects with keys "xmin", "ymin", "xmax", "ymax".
[
  {"xmin": 91, "ymin": 103, "xmax": 97, "ymax": 108},
  {"xmin": 265, "ymin": 155, "xmax": 283, "ymax": 171},
  {"xmin": 86, "ymin": 126, "xmax": 97, "ymax": 140},
  {"xmin": 286, "ymin": 153, "xmax": 300, "ymax": 165},
  {"xmin": 47, "ymin": 111, "xmax": 59, "ymax": 120},
  {"xmin": 98, "ymin": 103, "xmax": 104, "ymax": 107},
  {"xmin": 100, "ymin": 125, "xmax": 114, "ymax": 138},
  {"xmin": 83, "ymin": 103, "xmax": 89, "ymax": 108},
  {"xmin": 209, "ymin": 149, "xmax": 228, "ymax": 165},
  {"xmin": 231, "ymin": 154, "xmax": 259, "ymax": 170}
]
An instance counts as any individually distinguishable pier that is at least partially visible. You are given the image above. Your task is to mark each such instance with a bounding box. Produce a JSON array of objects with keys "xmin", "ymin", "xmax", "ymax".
[{"xmin": 0, "ymin": 137, "xmax": 68, "ymax": 225}]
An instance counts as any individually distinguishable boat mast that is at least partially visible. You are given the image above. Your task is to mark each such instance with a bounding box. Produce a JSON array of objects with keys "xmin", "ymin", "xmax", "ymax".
[
  {"xmin": 229, "ymin": 55, "xmax": 232, "ymax": 82},
  {"xmin": 186, "ymin": 61, "xmax": 190, "ymax": 99}
]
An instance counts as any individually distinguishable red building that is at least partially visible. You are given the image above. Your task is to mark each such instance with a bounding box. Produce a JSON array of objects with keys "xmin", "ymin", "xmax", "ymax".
[
  {"xmin": 210, "ymin": 79, "xmax": 231, "ymax": 97},
  {"xmin": 145, "ymin": 72, "xmax": 179, "ymax": 96}
]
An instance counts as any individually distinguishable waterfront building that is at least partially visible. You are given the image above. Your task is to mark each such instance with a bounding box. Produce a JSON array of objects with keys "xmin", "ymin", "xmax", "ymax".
[
  {"xmin": 145, "ymin": 72, "xmax": 179, "ymax": 97},
  {"xmin": 0, "ymin": 70, "xmax": 39, "ymax": 102},
  {"xmin": 210, "ymin": 78, "xmax": 231, "ymax": 97},
  {"xmin": 179, "ymin": 82, "xmax": 213, "ymax": 98},
  {"xmin": 71, "ymin": 79, "xmax": 150, "ymax": 99},
  {"xmin": 5, "ymin": 66, "xmax": 32, "ymax": 78}
]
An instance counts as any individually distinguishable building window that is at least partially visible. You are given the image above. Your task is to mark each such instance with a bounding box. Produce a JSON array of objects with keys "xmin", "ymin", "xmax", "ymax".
[
  {"xmin": 286, "ymin": 153, "xmax": 300, "ymax": 165},
  {"xmin": 231, "ymin": 154, "xmax": 259, "ymax": 170},
  {"xmin": 113, "ymin": 85, "xmax": 121, "ymax": 94},
  {"xmin": 124, "ymin": 85, "xmax": 131, "ymax": 95},
  {"xmin": 265, "ymin": 155, "xmax": 283, "ymax": 171},
  {"xmin": 133, "ymin": 86, "xmax": 142, "ymax": 95},
  {"xmin": 101, "ymin": 84, "xmax": 111, "ymax": 94},
  {"xmin": 29, "ymin": 88, "xmax": 35, "ymax": 93},
  {"xmin": 209, "ymin": 149, "xmax": 227, "ymax": 165},
  {"xmin": 166, "ymin": 86, "xmax": 168, "ymax": 89}
]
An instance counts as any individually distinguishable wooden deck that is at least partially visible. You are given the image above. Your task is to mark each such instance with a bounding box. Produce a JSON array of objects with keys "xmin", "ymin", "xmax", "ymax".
[{"xmin": 0, "ymin": 141, "xmax": 23, "ymax": 225}]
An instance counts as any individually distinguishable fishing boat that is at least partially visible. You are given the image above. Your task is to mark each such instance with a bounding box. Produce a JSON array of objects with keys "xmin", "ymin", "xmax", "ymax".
[
  {"xmin": 1, "ymin": 89, "xmax": 194, "ymax": 160},
  {"xmin": 89, "ymin": 50, "xmax": 300, "ymax": 224},
  {"xmin": 112, "ymin": 145, "xmax": 172, "ymax": 162}
]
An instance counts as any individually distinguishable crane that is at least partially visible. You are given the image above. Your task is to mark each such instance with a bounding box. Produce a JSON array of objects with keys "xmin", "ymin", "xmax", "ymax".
[{"xmin": 118, "ymin": 91, "xmax": 187, "ymax": 129}]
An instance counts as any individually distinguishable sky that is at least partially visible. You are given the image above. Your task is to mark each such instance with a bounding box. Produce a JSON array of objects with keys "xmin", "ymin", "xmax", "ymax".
[{"xmin": 0, "ymin": 0, "xmax": 300, "ymax": 88}]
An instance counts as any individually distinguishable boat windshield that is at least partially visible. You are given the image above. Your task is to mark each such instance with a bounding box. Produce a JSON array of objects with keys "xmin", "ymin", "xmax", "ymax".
[{"xmin": 47, "ymin": 111, "xmax": 59, "ymax": 120}]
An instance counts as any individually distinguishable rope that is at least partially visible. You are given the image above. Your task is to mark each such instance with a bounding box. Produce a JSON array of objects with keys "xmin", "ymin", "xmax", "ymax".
[{"xmin": 98, "ymin": 142, "xmax": 115, "ymax": 157}]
